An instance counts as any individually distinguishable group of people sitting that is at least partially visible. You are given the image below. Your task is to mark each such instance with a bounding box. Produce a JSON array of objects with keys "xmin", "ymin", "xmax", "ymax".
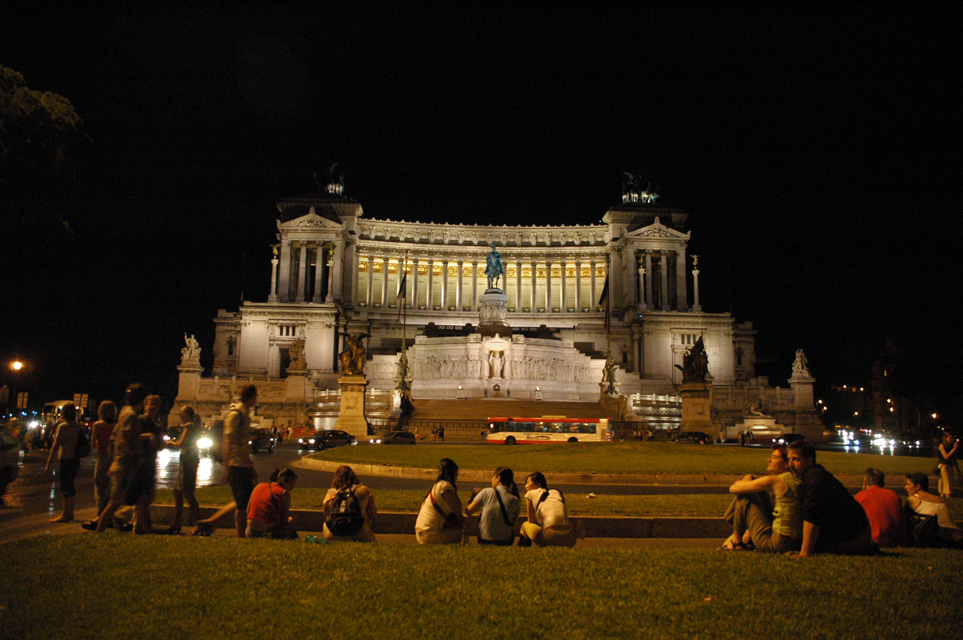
[
  {"xmin": 722, "ymin": 439, "xmax": 960, "ymax": 556},
  {"xmin": 413, "ymin": 458, "xmax": 578, "ymax": 547},
  {"xmin": 255, "ymin": 458, "xmax": 579, "ymax": 547}
]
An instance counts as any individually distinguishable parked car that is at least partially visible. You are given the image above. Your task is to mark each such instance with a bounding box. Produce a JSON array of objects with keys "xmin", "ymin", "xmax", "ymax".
[
  {"xmin": 298, "ymin": 429, "xmax": 357, "ymax": 451},
  {"xmin": 772, "ymin": 433, "xmax": 806, "ymax": 445},
  {"xmin": 671, "ymin": 431, "xmax": 713, "ymax": 445},
  {"xmin": 370, "ymin": 431, "xmax": 417, "ymax": 445},
  {"xmin": 248, "ymin": 428, "xmax": 277, "ymax": 453}
]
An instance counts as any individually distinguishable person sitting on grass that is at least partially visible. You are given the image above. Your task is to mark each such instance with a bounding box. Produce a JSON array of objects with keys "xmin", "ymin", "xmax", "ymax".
[
  {"xmin": 904, "ymin": 471, "xmax": 962, "ymax": 545},
  {"xmin": 322, "ymin": 465, "xmax": 377, "ymax": 542},
  {"xmin": 167, "ymin": 405, "xmax": 202, "ymax": 534},
  {"xmin": 466, "ymin": 467, "xmax": 520, "ymax": 546},
  {"xmin": 854, "ymin": 468, "xmax": 908, "ymax": 548},
  {"xmin": 246, "ymin": 468, "xmax": 298, "ymax": 539},
  {"xmin": 415, "ymin": 458, "xmax": 465, "ymax": 545},
  {"xmin": 787, "ymin": 440, "xmax": 873, "ymax": 557},
  {"xmin": 721, "ymin": 444, "xmax": 802, "ymax": 552},
  {"xmin": 518, "ymin": 472, "xmax": 577, "ymax": 548}
]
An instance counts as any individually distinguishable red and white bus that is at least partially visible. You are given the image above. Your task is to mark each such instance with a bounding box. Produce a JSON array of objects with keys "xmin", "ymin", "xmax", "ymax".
[{"xmin": 486, "ymin": 416, "xmax": 609, "ymax": 444}]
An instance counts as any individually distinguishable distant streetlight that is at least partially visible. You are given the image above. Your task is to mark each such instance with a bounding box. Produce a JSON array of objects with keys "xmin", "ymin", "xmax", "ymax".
[
  {"xmin": 932, "ymin": 413, "xmax": 938, "ymax": 420},
  {"xmin": 11, "ymin": 361, "xmax": 23, "ymax": 372}
]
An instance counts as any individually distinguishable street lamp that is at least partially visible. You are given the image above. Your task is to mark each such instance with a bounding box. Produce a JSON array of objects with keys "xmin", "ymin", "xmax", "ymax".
[{"xmin": 11, "ymin": 361, "xmax": 23, "ymax": 372}]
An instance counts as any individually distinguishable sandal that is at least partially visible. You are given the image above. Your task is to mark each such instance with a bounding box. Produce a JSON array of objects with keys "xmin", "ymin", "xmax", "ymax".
[{"xmin": 191, "ymin": 522, "xmax": 214, "ymax": 537}]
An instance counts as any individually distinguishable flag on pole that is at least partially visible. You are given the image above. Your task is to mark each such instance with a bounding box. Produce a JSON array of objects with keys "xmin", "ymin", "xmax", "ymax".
[
  {"xmin": 396, "ymin": 270, "xmax": 407, "ymax": 320},
  {"xmin": 597, "ymin": 276, "xmax": 608, "ymax": 307},
  {"xmin": 598, "ymin": 274, "xmax": 610, "ymax": 329}
]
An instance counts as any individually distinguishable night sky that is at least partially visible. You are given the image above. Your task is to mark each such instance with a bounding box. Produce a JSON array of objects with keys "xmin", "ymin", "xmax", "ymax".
[{"xmin": 2, "ymin": 4, "xmax": 961, "ymax": 416}]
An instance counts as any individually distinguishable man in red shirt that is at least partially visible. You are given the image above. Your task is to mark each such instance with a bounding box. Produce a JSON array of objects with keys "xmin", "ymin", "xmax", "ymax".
[{"xmin": 855, "ymin": 467, "xmax": 909, "ymax": 548}]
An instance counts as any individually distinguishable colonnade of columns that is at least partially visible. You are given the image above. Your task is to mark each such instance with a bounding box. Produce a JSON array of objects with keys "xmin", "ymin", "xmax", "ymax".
[
  {"xmin": 352, "ymin": 254, "xmax": 607, "ymax": 313},
  {"xmin": 270, "ymin": 242, "xmax": 693, "ymax": 314},
  {"xmin": 634, "ymin": 249, "xmax": 688, "ymax": 312},
  {"xmin": 275, "ymin": 240, "xmax": 335, "ymax": 303}
]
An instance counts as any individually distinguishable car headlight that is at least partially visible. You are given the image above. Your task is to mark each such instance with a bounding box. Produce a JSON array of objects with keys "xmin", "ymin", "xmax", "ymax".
[
  {"xmin": 197, "ymin": 437, "xmax": 212, "ymax": 449},
  {"xmin": 308, "ymin": 439, "xmax": 315, "ymax": 444}
]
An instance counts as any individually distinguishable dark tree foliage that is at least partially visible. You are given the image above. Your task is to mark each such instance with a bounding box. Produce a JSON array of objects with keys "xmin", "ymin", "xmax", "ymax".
[{"xmin": 0, "ymin": 65, "xmax": 90, "ymax": 244}]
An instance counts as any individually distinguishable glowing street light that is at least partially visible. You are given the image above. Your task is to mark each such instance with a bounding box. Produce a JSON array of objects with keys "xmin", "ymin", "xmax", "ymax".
[{"xmin": 11, "ymin": 361, "xmax": 23, "ymax": 372}]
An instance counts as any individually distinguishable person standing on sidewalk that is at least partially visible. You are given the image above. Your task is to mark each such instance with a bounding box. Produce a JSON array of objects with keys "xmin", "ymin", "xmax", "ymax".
[
  {"xmin": 168, "ymin": 405, "xmax": 202, "ymax": 534},
  {"xmin": 42, "ymin": 403, "xmax": 83, "ymax": 522},
  {"xmin": 192, "ymin": 385, "xmax": 258, "ymax": 537},
  {"xmin": 90, "ymin": 401, "xmax": 118, "ymax": 518}
]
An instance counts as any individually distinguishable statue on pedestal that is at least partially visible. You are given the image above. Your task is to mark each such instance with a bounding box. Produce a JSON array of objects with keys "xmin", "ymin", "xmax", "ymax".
[
  {"xmin": 488, "ymin": 350, "xmax": 504, "ymax": 379},
  {"xmin": 602, "ymin": 355, "xmax": 619, "ymax": 396},
  {"xmin": 180, "ymin": 333, "xmax": 201, "ymax": 364},
  {"xmin": 288, "ymin": 338, "xmax": 306, "ymax": 370},
  {"xmin": 484, "ymin": 242, "xmax": 504, "ymax": 290},
  {"xmin": 338, "ymin": 332, "xmax": 369, "ymax": 376},
  {"xmin": 675, "ymin": 336, "xmax": 709, "ymax": 384},
  {"xmin": 746, "ymin": 398, "xmax": 771, "ymax": 418},
  {"xmin": 791, "ymin": 349, "xmax": 811, "ymax": 377}
]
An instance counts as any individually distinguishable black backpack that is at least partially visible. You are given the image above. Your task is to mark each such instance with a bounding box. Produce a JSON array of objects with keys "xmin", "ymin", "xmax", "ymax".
[
  {"xmin": 74, "ymin": 425, "xmax": 91, "ymax": 458},
  {"xmin": 326, "ymin": 485, "xmax": 365, "ymax": 536},
  {"xmin": 208, "ymin": 412, "xmax": 235, "ymax": 463}
]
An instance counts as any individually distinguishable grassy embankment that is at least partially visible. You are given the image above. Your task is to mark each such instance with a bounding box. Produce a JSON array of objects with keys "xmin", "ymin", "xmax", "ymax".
[
  {"xmin": 2, "ymin": 536, "xmax": 961, "ymax": 640},
  {"xmin": 153, "ymin": 443, "xmax": 953, "ymax": 518},
  {"xmin": 312, "ymin": 441, "xmax": 939, "ymax": 476}
]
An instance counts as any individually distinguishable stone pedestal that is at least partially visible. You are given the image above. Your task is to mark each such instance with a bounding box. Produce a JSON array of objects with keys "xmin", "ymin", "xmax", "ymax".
[
  {"xmin": 334, "ymin": 375, "xmax": 370, "ymax": 438},
  {"xmin": 174, "ymin": 362, "xmax": 203, "ymax": 404},
  {"xmin": 679, "ymin": 381, "xmax": 714, "ymax": 433},
  {"xmin": 284, "ymin": 368, "xmax": 307, "ymax": 402},
  {"xmin": 478, "ymin": 290, "xmax": 511, "ymax": 337},
  {"xmin": 789, "ymin": 372, "xmax": 824, "ymax": 443}
]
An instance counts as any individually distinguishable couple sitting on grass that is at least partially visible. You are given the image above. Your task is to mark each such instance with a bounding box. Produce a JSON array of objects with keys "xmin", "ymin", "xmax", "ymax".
[
  {"xmin": 415, "ymin": 458, "xmax": 578, "ymax": 547},
  {"xmin": 722, "ymin": 440, "xmax": 874, "ymax": 557}
]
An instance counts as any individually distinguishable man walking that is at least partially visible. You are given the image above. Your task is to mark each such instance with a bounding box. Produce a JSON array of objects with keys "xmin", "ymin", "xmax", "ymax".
[
  {"xmin": 855, "ymin": 467, "xmax": 909, "ymax": 548},
  {"xmin": 787, "ymin": 440, "xmax": 874, "ymax": 557},
  {"xmin": 94, "ymin": 384, "xmax": 147, "ymax": 533},
  {"xmin": 192, "ymin": 384, "xmax": 258, "ymax": 537}
]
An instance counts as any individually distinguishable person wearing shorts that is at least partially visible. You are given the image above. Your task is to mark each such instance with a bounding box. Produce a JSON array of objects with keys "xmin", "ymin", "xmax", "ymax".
[{"xmin": 192, "ymin": 385, "xmax": 257, "ymax": 537}]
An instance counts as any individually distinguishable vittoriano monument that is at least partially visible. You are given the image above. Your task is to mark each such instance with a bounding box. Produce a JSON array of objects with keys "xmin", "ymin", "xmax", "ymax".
[{"xmin": 173, "ymin": 176, "xmax": 826, "ymax": 441}]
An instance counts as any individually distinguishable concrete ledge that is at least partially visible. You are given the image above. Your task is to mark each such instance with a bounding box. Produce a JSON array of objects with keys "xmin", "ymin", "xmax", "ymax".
[
  {"xmin": 296, "ymin": 455, "xmax": 871, "ymax": 488},
  {"xmin": 150, "ymin": 505, "xmax": 731, "ymax": 539}
]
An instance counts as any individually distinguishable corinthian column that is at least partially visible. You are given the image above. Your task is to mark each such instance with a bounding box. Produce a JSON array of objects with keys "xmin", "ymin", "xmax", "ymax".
[
  {"xmin": 268, "ymin": 257, "xmax": 279, "ymax": 302},
  {"xmin": 295, "ymin": 242, "xmax": 308, "ymax": 302}
]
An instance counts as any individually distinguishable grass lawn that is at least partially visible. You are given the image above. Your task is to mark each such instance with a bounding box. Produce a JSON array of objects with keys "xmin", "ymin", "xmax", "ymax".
[
  {"xmin": 2, "ymin": 536, "xmax": 961, "ymax": 640},
  {"xmin": 313, "ymin": 442, "xmax": 938, "ymax": 477},
  {"xmin": 155, "ymin": 487, "xmax": 737, "ymax": 517}
]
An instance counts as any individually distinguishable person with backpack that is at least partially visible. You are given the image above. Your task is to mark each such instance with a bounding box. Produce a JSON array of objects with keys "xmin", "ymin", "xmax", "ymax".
[
  {"xmin": 465, "ymin": 467, "xmax": 520, "ymax": 546},
  {"xmin": 415, "ymin": 458, "xmax": 465, "ymax": 545},
  {"xmin": 322, "ymin": 465, "xmax": 377, "ymax": 542},
  {"xmin": 518, "ymin": 471, "xmax": 577, "ymax": 548},
  {"xmin": 42, "ymin": 403, "xmax": 84, "ymax": 522},
  {"xmin": 192, "ymin": 384, "xmax": 258, "ymax": 537},
  {"xmin": 246, "ymin": 468, "xmax": 298, "ymax": 539}
]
